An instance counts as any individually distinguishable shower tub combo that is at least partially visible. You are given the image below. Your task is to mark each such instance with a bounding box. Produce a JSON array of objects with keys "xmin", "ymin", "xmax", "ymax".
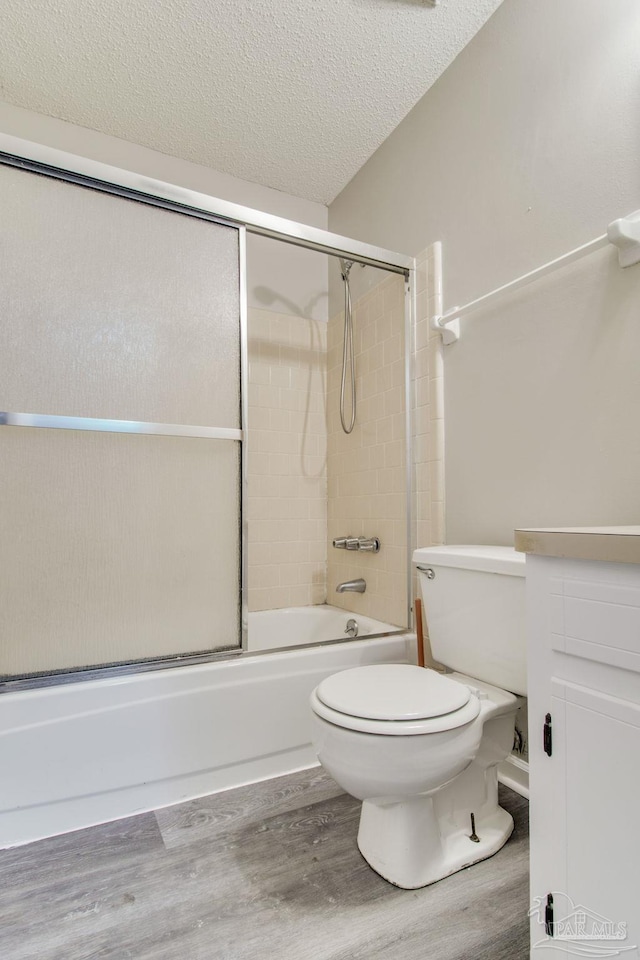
[{"xmin": 0, "ymin": 134, "xmax": 415, "ymax": 849}]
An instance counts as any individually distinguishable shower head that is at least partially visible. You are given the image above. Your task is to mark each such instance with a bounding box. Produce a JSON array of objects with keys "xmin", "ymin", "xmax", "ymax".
[{"xmin": 339, "ymin": 258, "xmax": 354, "ymax": 281}]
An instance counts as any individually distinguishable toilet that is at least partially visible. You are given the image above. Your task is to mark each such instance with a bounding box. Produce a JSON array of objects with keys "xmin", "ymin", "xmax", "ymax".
[{"xmin": 309, "ymin": 545, "xmax": 526, "ymax": 889}]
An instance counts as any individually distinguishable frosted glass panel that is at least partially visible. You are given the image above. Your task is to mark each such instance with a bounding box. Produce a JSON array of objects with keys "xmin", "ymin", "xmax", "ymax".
[
  {"xmin": 0, "ymin": 165, "xmax": 240, "ymax": 428},
  {"xmin": 0, "ymin": 428, "xmax": 241, "ymax": 678}
]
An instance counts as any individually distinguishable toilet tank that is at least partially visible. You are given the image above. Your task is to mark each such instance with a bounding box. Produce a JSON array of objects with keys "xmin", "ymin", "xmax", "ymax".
[{"xmin": 413, "ymin": 545, "xmax": 526, "ymax": 696}]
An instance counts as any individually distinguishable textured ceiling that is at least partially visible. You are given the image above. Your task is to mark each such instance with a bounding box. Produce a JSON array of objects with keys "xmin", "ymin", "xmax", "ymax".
[{"xmin": 0, "ymin": 0, "xmax": 504, "ymax": 204}]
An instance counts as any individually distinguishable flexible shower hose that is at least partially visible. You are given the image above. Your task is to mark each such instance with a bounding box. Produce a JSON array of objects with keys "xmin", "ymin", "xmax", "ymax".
[{"xmin": 340, "ymin": 261, "xmax": 356, "ymax": 434}]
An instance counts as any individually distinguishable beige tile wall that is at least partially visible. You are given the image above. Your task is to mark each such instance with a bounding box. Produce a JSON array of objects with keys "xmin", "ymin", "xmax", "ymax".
[
  {"xmin": 248, "ymin": 247, "xmax": 444, "ymax": 624},
  {"xmin": 326, "ymin": 273, "xmax": 409, "ymax": 627},
  {"xmin": 247, "ymin": 308, "xmax": 327, "ymax": 611}
]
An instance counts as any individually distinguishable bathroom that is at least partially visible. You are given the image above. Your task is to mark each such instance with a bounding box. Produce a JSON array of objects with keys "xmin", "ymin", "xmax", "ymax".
[{"xmin": 1, "ymin": 0, "xmax": 640, "ymax": 957}]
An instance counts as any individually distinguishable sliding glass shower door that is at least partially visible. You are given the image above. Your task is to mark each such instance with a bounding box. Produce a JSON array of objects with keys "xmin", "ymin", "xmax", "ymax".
[{"xmin": 0, "ymin": 161, "xmax": 244, "ymax": 681}]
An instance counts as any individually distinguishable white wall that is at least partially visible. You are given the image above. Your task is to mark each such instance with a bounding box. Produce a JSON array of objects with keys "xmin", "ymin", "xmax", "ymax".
[
  {"xmin": 329, "ymin": 0, "xmax": 640, "ymax": 544},
  {"xmin": 0, "ymin": 101, "xmax": 329, "ymax": 321}
]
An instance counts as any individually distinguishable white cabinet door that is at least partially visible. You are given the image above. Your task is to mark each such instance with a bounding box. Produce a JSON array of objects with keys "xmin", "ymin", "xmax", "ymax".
[
  {"xmin": 527, "ymin": 555, "xmax": 640, "ymax": 958},
  {"xmin": 530, "ymin": 680, "xmax": 640, "ymax": 956},
  {"xmin": 555, "ymin": 682, "xmax": 639, "ymax": 951}
]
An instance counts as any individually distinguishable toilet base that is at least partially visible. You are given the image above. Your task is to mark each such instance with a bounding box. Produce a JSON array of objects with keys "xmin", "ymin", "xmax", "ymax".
[{"xmin": 357, "ymin": 785, "xmax": 514, "ymax": 889}]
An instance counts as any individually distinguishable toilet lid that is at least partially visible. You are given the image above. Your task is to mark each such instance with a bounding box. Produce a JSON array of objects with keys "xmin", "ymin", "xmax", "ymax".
[{"xmin": 315, "ymin": 664, "xmax": 471, "ymax": 721}]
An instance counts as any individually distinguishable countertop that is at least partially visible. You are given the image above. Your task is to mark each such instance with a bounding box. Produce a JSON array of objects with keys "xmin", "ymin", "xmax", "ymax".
[{"xmin": 514, "ymin": 526, "xmax": 640, "ymax": 564}]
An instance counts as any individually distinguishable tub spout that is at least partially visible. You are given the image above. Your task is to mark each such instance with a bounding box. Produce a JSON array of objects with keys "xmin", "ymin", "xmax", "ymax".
[{"xmin": 336, "ymin": 578, "xmax": 366, "ymax": 594}]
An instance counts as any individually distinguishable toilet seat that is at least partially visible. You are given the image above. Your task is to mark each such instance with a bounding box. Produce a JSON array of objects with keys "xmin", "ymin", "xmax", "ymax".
[{"xmin": 312, "ymin": 664, "xmax": 481, "ymax": 736}]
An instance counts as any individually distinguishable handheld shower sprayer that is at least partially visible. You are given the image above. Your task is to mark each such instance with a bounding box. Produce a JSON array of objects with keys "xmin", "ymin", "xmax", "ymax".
[{"xmin": 339, "ymin": 258, "xmax": 356, "ymax": 434}]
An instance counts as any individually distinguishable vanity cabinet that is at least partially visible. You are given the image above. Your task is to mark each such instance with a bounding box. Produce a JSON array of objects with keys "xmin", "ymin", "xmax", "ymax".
[{"xmin": 517, "ymin": 529, "xmax": 640, "ymax": 958}]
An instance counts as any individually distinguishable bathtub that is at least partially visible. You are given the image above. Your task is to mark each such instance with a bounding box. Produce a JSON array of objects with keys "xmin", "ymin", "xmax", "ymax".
[
  {"xmin": 0, "ymin": 632, "xmax": 414, "ymax": 848},
  {"xmin": 248, "ymin": 604, "xmax": 399, "ymax": 652}
]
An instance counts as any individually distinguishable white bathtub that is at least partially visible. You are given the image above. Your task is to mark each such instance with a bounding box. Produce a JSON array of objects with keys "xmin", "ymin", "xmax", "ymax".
[
  {"xmin": 0, "ymin": 632, "xmax": 414, "ymax": 848},
  {"xmin": 248, "ymin": 604, "xmax": 399, "ymax": 652}
]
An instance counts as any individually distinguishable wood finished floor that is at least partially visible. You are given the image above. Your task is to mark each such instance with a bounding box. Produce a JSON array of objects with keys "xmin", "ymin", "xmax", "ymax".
[{"xmin": 0, "ymin": 769, "xmax": 529, "ymax": 960}]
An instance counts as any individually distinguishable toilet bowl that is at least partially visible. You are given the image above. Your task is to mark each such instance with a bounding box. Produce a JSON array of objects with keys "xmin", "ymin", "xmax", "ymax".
[
  {"xmin": 309, "ymin": 545, "xmax": 526, "ymax": 890},
  {"xmin": 310, "ymin": 663, "xmax": 518, "ymax": 888}
]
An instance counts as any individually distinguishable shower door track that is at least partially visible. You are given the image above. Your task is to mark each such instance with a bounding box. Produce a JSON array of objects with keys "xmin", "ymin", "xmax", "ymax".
[
  {"xmin": 0, "ymin": 138, "xmax": 412, "ymax": 273},
  {"xmin": 0, "ymin": 135, "xmax": 415, "ymax": 690}
]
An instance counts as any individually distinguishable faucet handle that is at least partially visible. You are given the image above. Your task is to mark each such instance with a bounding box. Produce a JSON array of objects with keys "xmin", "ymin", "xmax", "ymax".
[
  {"xmin": 332, "ymin": 536, "xmax": 380, "ymax": 553},
  {"xmin": 358, "ymin": 537, "xmax": 380, "ymax": 553}
]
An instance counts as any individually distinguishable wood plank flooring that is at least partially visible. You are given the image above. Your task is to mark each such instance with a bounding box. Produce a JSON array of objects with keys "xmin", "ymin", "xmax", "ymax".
[{"xmin": 0, "ymin": 768, "xmax": 529, "ymax": 960}]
